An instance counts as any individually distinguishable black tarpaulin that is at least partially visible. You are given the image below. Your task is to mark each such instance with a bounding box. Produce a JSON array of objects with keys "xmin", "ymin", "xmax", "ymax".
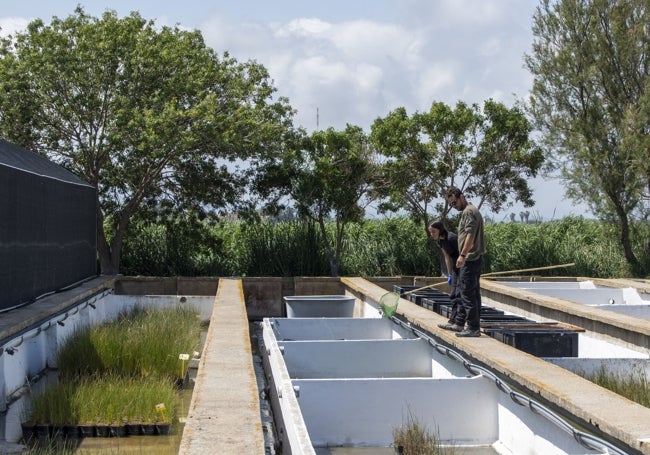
[{"xmin": 0, "ymin": 139, "xmax": 97, "ymax": 312}]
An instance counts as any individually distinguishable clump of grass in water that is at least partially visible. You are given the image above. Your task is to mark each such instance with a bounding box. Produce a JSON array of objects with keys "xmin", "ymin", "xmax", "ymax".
[
  {"xmin": 392, "ymin": 408, "xmax": 455, "ymax": 454},
  {"xmin": 587, "ymin": 367, "xmax": 650, "ymax": 408},
  {"xmin": 29, "ymin": 374, "xmax": 176, "ymax": 425},
  {"xmin": 57, "ymin": 305, "xmax": 201, "ymax": 381},
  {"xmin": 28, "ymin": 305, "xmax": 198, "ymax": 430}
]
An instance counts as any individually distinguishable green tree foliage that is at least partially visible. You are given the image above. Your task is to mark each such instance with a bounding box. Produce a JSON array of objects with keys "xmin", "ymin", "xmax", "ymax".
[
  {"xmin": 294, "ymin": 126, "xmax": 376, "ymax": 276},
  {"xmin": 369, "ymin": 100, "xmax": 543, "ymax": 232},
  {"xmin": 253, "ymin": 125, "xmax": 376, "ymax": 276},
  {"xmin": 525, "ymin": 0, "xmax": 650, "ymax": 275},
  {"xmin": 0, "ymin": 7, "xmax": 295, "ymax": 274}
]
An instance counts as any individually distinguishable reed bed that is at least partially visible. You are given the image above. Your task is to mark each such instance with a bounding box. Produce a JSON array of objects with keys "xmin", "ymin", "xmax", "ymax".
[
  {"xmin": 341, "ymin": 218, "xmax": 436, "ymax": 276},
  {"xmin": 120, "ymin": 216, "xmax": 649, "ymax": 278},
  {"xmin": 56, "ymin": 305, "xmax": 201, "ymax": 380},
  {"xmin": 28, "ymin": 306, "xmax": 200, "ymax": 427},
  {"xmin": 29, "ymin": 375, "xmax": 176, "ymax": 425},
  {"xmin": 483, "ymin": 217, "xmax": 638, "ymax": 278},
  {"xmin": 242, "ymin": 220, "xmax": 330, "ymax": 276}
]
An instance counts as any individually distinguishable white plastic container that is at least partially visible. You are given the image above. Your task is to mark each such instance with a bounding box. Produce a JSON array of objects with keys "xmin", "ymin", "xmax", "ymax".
[{"xmin": 283, "ymin": 295, "xmax": 355, "ymax": 318}]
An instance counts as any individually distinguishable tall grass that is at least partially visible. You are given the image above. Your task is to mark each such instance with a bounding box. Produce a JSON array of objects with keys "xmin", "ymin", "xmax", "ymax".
[
  {"xmin": 28, "ymin": 306, "xmax": 200, "ymax": 426},
  {"xmin": 340, "ymin": 218, "xmax": 438, "ymax": 276},
  {"xmin": 57, "ymin": 306, "xmax": 201, "ymax": 381},
  {"xmin": 120, "ymin": 216, "xmax": 649, "ymax": 278},
  {"xmin": 29, "ymin": 375, "xmax": 176, "ymax": 425},
  {"xmin": 121, "ymin": 217, "xmax": 246, "ymax": 276},
  {"xmin": 585, "ymin": 368, "xmax": 650, "ymax": 408},
  {"xmin": 392, "ymin": 408, "xmax": 455, "ymax": 454},
  {"xmin": 242, "ymin": 220, "xmax": 330, "ymax": 276},
  {"xmin": 484, "ymin": 217, "xmax": 647, "ymax": 278}
]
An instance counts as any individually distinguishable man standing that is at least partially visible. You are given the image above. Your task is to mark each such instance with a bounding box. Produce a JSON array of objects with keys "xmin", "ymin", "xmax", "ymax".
[{"xmin": 440, "ymin": 187, "xmax": 485, "ymax": 337}]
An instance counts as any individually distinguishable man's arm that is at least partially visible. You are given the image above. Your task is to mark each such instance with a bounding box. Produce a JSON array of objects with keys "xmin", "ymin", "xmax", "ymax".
[{"xmin": 456, "ymin": 234, "xmax": 475, "ymax": 268}]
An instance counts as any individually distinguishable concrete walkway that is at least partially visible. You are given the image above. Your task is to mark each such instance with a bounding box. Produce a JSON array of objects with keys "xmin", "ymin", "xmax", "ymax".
[{"xmin": 178, "ymin": 278, "xmax": 265, "ymax": 454}]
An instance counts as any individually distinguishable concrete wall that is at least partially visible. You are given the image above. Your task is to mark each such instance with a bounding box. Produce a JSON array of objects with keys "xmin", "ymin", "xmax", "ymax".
[
  {"xmin": 113, "ymin": 276, "xmax": 346, "ymax": 321},
  {"xmin": 179, "ymin": 278, "xmax": 265, "ymax": 455},
  {"xmin": 113, "ymin": 276, "xmax": 219, "ymax": 296}
]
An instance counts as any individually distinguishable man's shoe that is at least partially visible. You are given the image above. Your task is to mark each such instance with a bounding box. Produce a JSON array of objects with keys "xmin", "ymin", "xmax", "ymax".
[
  {"xmin": 455, "ymin": 329, "xmax": 481, "ymax": 337},
  {"xmin": 438, "ymin": 323, "xmax": 464, "ymax": 332}
]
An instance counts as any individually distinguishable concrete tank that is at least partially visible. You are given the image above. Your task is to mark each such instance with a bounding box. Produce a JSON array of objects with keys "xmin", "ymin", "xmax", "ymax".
[{"xmin": 284, "ymin": 295, "xmax": 356, "ymax": 318}]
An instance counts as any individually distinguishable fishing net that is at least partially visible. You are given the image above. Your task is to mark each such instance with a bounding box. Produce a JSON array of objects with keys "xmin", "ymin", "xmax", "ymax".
[{"xmin": 379, "ymin": 291, "xmax": 400, "ymax": 318}]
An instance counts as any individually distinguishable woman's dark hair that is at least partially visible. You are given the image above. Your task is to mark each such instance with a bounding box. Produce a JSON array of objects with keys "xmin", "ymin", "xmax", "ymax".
[
  {"xmin": 428, "ymin": 220, "xmax": 448, "ymax": 237},
  {"xmin": 445, "ymin": 186, "xmax": 462, "ymax": 198}
]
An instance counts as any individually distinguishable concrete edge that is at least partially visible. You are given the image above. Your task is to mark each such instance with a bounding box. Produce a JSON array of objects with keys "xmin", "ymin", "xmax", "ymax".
[{"xmin": 342, "ymin": 277, "xmax": 650, "ymax": 455}]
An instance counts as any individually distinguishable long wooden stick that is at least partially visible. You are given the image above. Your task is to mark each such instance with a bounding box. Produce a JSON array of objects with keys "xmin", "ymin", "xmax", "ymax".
[
  {"xmin": 401, "ymin": 281, "xmax": 448, "ymax": 296},
  {"xmin": 395, "ymin": 262, "xmax": 576, "ymax": 297},
  {"xmin": 482, "ymin": 262, "xmax": 575, "ymax": 278}
]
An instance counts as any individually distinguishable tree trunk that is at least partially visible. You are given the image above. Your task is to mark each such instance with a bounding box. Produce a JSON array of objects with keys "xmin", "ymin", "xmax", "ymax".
[
  {"xmin": 95, "ymin": 199, "xmax": 132, "ymax": 276},
  {"xmin": 616, "ymin": 206, "xmax": 641, "ymax": 275},
  {"xmin": 96, "ymin": 202, "xmax": 119, "ymax": 275}
]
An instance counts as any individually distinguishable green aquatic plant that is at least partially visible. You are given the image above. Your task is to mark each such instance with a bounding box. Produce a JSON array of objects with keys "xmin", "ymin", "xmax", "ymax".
[
  {"xmin": 56, "ymin": 305, "xmax": 201, "ymax": 381},
  {"xmin": 392, "ymin": 407, "xmax": 455, "ymax": 455},
  {"xmin": 28, "ymin": 306, "xmax": 198, "ymax": 429},
  {"xmin": 586, "ymin": 367, "xmax": 650, "ymax": 408},
  {"xmin": 28, "ymin": 371, "xmax": 177, "ymax": 426}
]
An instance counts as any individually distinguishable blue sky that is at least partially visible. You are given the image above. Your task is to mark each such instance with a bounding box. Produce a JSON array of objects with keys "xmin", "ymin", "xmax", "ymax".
[{"xmin": 0, "ymin": 0, "xmax": 591, "ymax": 220}]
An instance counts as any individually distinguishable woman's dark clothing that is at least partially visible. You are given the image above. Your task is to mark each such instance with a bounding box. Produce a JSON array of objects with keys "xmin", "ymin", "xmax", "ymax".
[{"xmin": 438, "ymin": 232, "xmax": 460, "ymax": 320}]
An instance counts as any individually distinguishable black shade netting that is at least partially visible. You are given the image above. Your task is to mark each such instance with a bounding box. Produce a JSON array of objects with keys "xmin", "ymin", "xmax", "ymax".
[{"xmin": 0, "ymin": 140, "xmax": 97, "ymax": 312}]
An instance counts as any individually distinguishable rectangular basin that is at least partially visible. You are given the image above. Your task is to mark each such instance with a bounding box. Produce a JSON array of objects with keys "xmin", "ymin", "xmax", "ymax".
[
  {"xmin": 270, "ymin": 317, "xmax": 404, "ymax": 341},
  {"xmin": 284, "ymin": 295, "xmax": 355, "ymax": 318}
]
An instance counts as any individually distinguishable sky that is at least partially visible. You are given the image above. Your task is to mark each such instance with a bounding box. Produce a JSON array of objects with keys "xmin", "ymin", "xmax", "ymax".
[{"xmin": 0, "ymin": 0, "xmax": 592, "ymax": 221}]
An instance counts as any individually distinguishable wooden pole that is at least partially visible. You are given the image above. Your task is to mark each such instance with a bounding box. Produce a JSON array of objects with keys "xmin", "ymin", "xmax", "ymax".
[
  {"xmin": 395, "ymin": 263, "xmax": 576, "ymax": 297},
  {"xmin": 482, "ymin": 262, "xmax": 576, "ymax": 278},
  {"xmin": 402, "ymin": 281, "xmax": 448, "ymax": 296}
]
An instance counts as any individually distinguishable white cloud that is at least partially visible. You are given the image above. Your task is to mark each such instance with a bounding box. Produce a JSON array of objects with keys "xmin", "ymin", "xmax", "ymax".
[
  {"xmin": 0, "ymin": 1, "xmax": 590, "ymax": 219},
  {"xmin": 415, "ymin": 62, "xmax": 458, "ymax": 109},
  {"xmin": 200, "ymin": 15, "xmax": 428, "ymax": 131},
  {"xmin": 398, "ymin": 0, "xmax": 521, "ymax": 29},
  {"xmin": 276, "ymin": 17, "xmax": 332, "ymax": 38},
  {"xmin": 0, "ymin": 17, "xmax": 30, "ymax": 37},
  {"xmin": 203, "ymin": 3, "xmax": 534, "ymax": 131},
  {"xmin": 478, "ymin": 36, "xmax": 503, "ymax": 59}
]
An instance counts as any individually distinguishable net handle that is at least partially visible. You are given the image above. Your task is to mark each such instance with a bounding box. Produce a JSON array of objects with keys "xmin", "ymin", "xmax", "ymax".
[
  {"xmin": 402, "ymin": 281, "xmax": 448, "ymax": 296},
  {"xmin": 483, "ymin": 263, "xmax": 575, "ymax": 277}
]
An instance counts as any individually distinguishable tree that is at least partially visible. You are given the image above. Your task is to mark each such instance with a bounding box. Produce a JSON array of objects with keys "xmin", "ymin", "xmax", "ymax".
[
  {"xmin": 0, "ymin": 8, "xmax": 295, "ymax": 274},
  {"xmin": 525, "ymin": 0, "xmax": 650, "ymax": 274},
  {"xmin": 254, "ymin": 125, "xmax": 375, "ymax": 276},
  {"xmin": 369, "ymin": 100, "xmax": 543, "ymax": 230}
]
